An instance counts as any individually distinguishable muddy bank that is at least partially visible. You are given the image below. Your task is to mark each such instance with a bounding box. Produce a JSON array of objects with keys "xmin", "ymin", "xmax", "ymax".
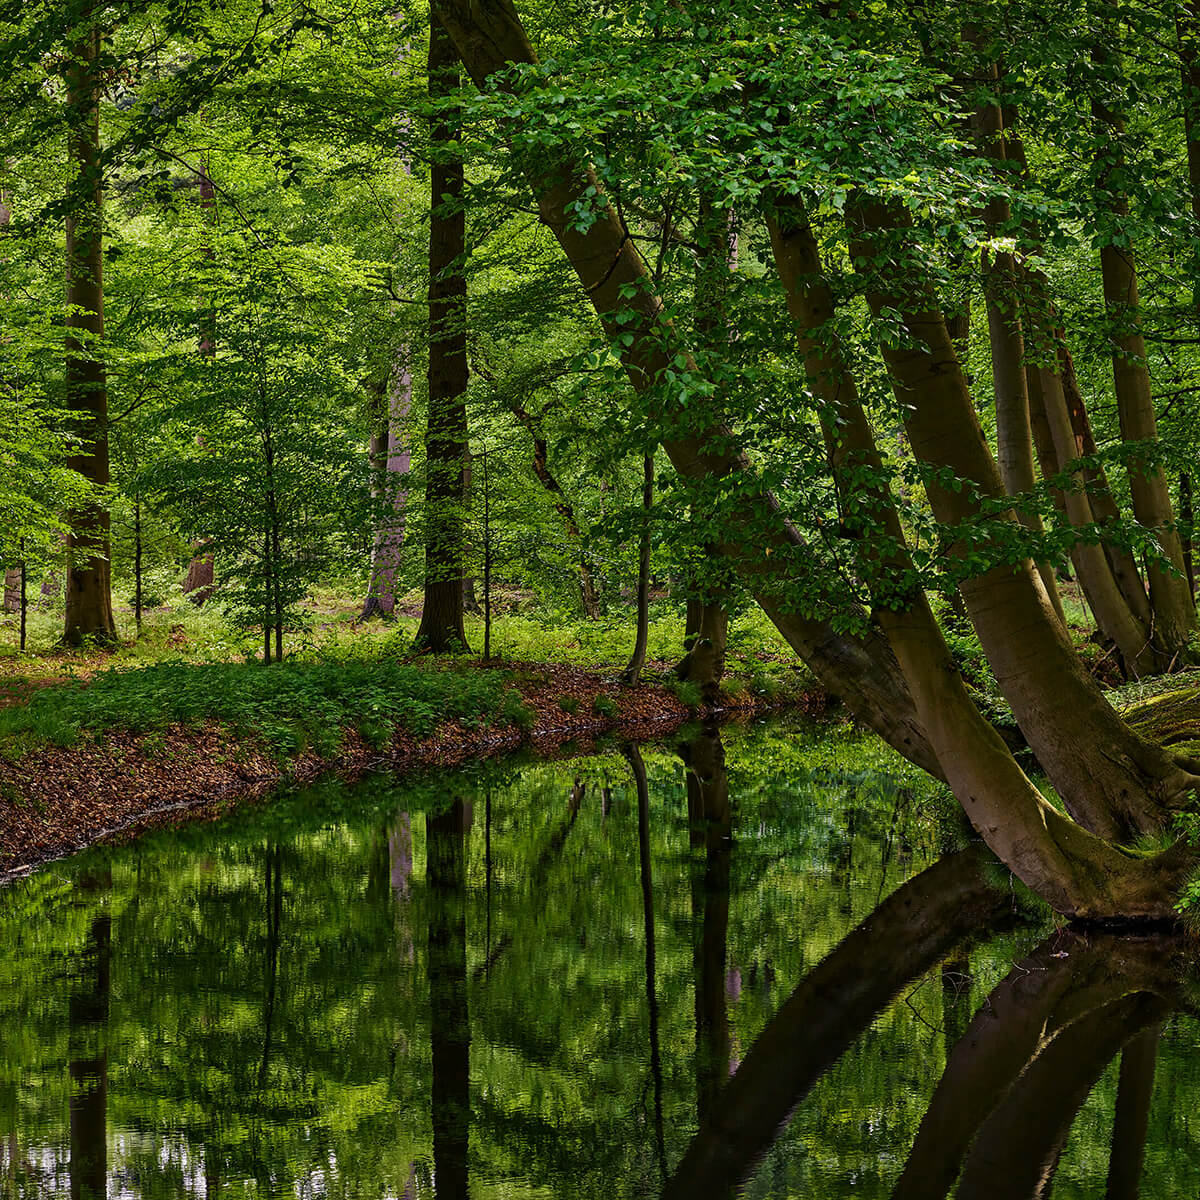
[{"xmin": 0, "ymin": 666, "xmax": 823, "ymax": 883}]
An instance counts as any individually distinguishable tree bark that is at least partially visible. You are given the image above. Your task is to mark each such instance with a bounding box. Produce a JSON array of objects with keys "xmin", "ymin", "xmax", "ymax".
[
  {"xmin": 415, "ymin": 18, "xmax": 470, "ymax": 654},
  {"xmin": 427, "ymin": 800, "xmax": 470, "ymax": 1200},
  {"xmin": 431, "ymin": 0, "xmax": 942, "ymax": 778},
  {"xmin": 969, "ymin": 61, "xmax": 1065, "ymax": 625},
  {"xmin": 1105, "ymin": 1024, "xmax": 1160, "ymax": 1200},
  {"xmin": 362, "ymin": 358, "xmax": 412, "ymax": 619},
  {"xmin": 847, "ymin": 199, "xmax": 1199, "ymax": 842},
  {"xmin": 63, "ymin": 22, "xmax": 116, "ymax": 647},
  {"xmin": 1092, "ymin": 63, "xmax": 1195, "ymax": 662},
  {"xmin": 622, "ymin": 453, "xmax": 653, "ymax": 685},
  {"xmin": 183, "ymin": 157, "xmax": 217, "ymax": 604}
]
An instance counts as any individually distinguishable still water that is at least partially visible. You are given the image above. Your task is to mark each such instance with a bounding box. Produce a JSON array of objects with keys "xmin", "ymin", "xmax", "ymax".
[{"xmin": 2, "ymin": 718, "xmax": 1199, "ymax": 1198}]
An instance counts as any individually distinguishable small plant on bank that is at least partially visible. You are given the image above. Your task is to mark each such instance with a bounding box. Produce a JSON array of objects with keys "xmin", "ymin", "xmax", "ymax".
[
  {"xmin": 592, "ymin": 694, "xmax": 619, "ymax": 719},
  {"xmin": 502, "ymin": 692, "xmax": 536, "ymax": 732},
  {"xmin": 557, "ymin": 695, "xmax": 581, "ymax": 715},
  {"xmin": 670, "ymin": 679, "xmax": 703, "ymax": 710}
]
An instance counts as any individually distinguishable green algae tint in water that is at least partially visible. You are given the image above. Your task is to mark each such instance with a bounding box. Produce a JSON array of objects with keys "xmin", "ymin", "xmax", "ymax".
[{"xmin": 3, "ymin": 719, "xmax": 1200, "ymax": 1198}]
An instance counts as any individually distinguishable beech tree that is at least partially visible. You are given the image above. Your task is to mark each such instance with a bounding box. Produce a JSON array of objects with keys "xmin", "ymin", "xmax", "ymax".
[
  {"xmin": 62, "ymin": 16, "xmax": 117, "ymax": 646},
  {"xmin": 414, "ymin": 18, "xmax": 471, "ymax": 653},
  {"xmin": 429, "ymin": 0, "xmax": 1200, "ymax": 917}
]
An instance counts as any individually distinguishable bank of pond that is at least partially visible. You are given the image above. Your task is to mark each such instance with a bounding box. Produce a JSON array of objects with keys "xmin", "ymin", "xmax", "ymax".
[{"xmin": 1, "ymin": 716, "xmax": 1198, "ymax": 1198}]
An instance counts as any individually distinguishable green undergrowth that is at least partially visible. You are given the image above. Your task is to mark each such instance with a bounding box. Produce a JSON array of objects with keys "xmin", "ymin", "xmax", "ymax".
[{"xmin": 0, "ymin": 659, "xmax": 514, "ymax": 758}]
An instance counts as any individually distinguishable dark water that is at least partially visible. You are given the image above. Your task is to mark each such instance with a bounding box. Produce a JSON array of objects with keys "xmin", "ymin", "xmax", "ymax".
[{"xmin": 2, "ymin": 718, "xmax": 1199, "ymax": 1199}]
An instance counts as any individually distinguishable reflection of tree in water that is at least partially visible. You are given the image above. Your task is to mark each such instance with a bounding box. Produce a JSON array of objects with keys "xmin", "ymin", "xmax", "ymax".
[
  {"xmin": 69, "ymin": 870, "xmax": 111, "ymax": 1200},
  {"xmin": 428, "ymin": 800, "xmax": 470, "ymax": 1200},
  {"xmin": 668, "ymin": 768, "xmax": 1186, "ymax": 1200}
]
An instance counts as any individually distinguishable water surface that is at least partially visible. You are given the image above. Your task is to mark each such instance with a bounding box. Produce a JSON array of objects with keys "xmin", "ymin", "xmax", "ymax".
[{"xmin": 2, "ymin": 718, "xmax": 1198, "ymax": 1198}]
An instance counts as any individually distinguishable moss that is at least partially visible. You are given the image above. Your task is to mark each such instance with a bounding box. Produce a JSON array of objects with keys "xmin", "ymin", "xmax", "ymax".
[{"xmin": 1121, "ymin": 683, "xmax": 1200, "ymax": 746}]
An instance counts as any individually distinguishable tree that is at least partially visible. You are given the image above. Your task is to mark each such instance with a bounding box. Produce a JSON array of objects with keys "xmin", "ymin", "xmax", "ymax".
[
  {"xmin": 430, "ymin": 0, "xmax": 1200, "ymax": 917},
  {"xmin": 62, "ymin": 15, "xmax": 116, "ymax": 646},
  {"xmin": 414, "ymin": 18, "xmax": 470, "ymax": 654}
]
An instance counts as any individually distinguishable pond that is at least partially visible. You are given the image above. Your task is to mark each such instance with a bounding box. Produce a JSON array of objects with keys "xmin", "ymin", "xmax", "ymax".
[{"xmin": 2, "ymin": 717, "xmax": 1199, "ymax": 1198}]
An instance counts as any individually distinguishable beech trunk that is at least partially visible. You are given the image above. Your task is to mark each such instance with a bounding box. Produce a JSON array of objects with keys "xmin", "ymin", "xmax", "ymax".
[
  {"xmin": 415, "ymin": 19, "xmax": 470, "ymax": 654},
  {"xmin": 63, "ymin": 23, "xmax": 116, "ymax": 647}
]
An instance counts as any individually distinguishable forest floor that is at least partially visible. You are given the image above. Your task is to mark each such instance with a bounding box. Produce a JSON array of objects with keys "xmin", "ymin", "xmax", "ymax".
[{"xmin": 0, "ymin": 588, "xmax": 828, "ymax": 881}]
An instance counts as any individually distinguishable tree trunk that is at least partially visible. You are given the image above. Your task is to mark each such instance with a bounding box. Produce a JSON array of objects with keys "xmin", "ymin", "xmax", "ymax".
[
  {"xmin": 682, "ymin": 730, "xmax": 732, "ymax": 1123},
  {"xmin": 622, "ymin": 453, "xmax": 653, "ymax": 685},
  {"xmin": 432, "ymin": 0, "xmax": 942, "ymax": 779},
  {"xmin": 675, "ymin": 595, "xmax": 728, "ymax": 699},
  {"xmin": 362, "ymin": 359, "xmax": 412, "ymax": 619},
  {"xmin": 1105, "ymin": 1025, "xmax": 1160, "ymax": 1200},
  {"xmin": 183, "ymin": 157, "xmax": 218, "ymax": 604},
  {"xmin": 415, "ymin": 18, "xmax": 470, "ymax": 655},
  {"xmin": 1181, "ymin": 473, "xmax": 1196, "ymax": 598},
  {"xmin": 969, "ymin": 62, "xmax": 1065, "ymax": 626},
  {"xmin": 1093, "ymin": 66, "xmax": 1195, "ymax": 663},
  {"xmin": 846, "ymin": 198, "xmax": 1198, "ymax": 843},
  {"xmin": 2, "ymin": 568, "xmax": 18, "ymax": 613},
  {"xmin": 63, "ymin": 22, "xmax": 116, "ymax": 647}
]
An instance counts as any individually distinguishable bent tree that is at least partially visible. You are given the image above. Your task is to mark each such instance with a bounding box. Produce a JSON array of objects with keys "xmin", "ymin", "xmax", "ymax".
[{"xmin": 433, "ymin": 0, "xmax": 1200, "ymax": 917}]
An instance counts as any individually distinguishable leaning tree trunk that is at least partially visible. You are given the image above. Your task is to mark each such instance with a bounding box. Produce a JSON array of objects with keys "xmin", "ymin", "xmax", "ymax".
[
  {"xmin": 63, "ymin": 22, "xmax": 116, "ymax": 647},
  {"xmin": 431, "ymin": 0, "xmax": 943, "ymax": 780},
  {"xmin": 1092, "ymin": 59, "xmax": 1195, "ymax": 663},
  {"xmin": 414, "ymin": 18, "xmax": 470, "ymax": 654},
  {"xmin": 968, "ymin": 63, "xmax": 1065, "ymax": 625},
  {"xmin": 846, "ymin": 198, "xmax": 1199, "ymax": 844}
]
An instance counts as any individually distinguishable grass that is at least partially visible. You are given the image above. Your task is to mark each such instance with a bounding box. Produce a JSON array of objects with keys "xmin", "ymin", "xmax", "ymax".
[{"xmin": 0, "ymin": 658, "xmax": 512, "ymax": 757}]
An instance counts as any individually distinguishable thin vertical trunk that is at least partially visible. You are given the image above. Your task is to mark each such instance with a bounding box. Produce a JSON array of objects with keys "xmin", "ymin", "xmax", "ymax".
[
  {"xmin": 627, "ymin": 745, "xmax": 667, "ymax": 1183},
  {"xmin": 1092, "ymin": 57, "xmax": 1195, "ymax": 661},
  {"xmin": 482, "ymin": 446, "xmax": 492, "ymax": 661},
  {"xmin": 1181, "ymin": 473, "xmax": 1196, "ymax": 597},
  {"xmin": 507, "ymin": 399, "xmax": 602, "ymax": 618},
  {"xmin": 19, "ymin": 551, "xmax": 26, "ymax": 652},
  {"xmin": 63, "ymin": 21, "xmax": 116, "ymax": 646},
  {"xmin": 622, "ymin": 453, "xmax": 653, "ymax": 685},
  {"xmin": 683, "ymin": 730, "xmax": 732, "ymax": 1123},
  {"xmin": 183, "ymin": 157, "xmax": 217, "ymax": 604},
  {"xmin": 427, "ymin": 799, "xmax": 470, "ymax": 1200},
  {"xmin": 133, "ymin": 491, "xmax": 142, "ymax": 632},
  {"xmin": 415, "ymin": 18, "xmax": 470, "ymax": 654}
]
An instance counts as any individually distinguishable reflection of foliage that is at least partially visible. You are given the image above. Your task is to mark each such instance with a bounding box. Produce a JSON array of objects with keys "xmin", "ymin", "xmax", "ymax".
[{"xmin": 3, "ymin": 723, "xmax": 1200, "ymax": 1197}]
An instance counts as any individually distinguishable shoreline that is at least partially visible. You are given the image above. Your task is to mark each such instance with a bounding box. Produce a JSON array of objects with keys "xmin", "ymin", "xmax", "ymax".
[{"xmin": 0, "ymin": 668, "xmax": 822, "ymax": 884}]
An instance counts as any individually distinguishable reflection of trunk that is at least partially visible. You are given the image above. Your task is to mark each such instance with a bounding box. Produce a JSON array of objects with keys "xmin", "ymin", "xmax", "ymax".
[
  {"xmin": 955, "ymin": 994, "xmax": 1168, "ymax": 1200},
  {"xmin": 427, "ymin": 800, "xmax": 470, "ymax": 1200},
  {"xmin": 664, "ymin": 846, "xmax": 1010, "ymax": 1200},
  {"xmin": 69, "ymin": 871, "xmax": 111, "ymax": 1200},
  {"xmin": 682, "ymin": 729, "xmax": 732, "ymax": 1123},
  {"xmin": 507, "ymin": 400, "xmax": 601, "ymax": 618},
  {"xmin": 415, "ymin": 19, "xmax": 470, "ymax": 654},
  {"xmin": 63, "ymin": 21, "xmax": 116, "ymax": 646},
  {"xmin": 626, "ymin": 746, "xmax": 666, "ymax": 1181},
  {"xmin": 258, "ymin": 846, "xmax": 283, "ymax": 1090},
  {"xmin": 894, "ymin": 933, "xmax": 1177, "ymax": 1200},
  {"xmin": 621, "ymin": 455, "xmax": 653, "ymax": 685},
  {"xmin": 1105, "ymin": 1024, "xmax": 1160, "ymax": 1200}
]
